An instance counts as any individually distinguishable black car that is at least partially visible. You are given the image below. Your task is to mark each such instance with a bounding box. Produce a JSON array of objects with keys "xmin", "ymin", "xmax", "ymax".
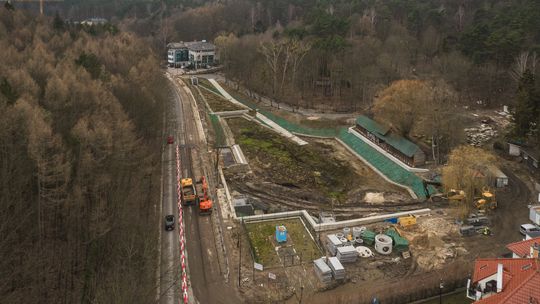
[{"xmin": 165, "ymin": 215, "xmax": 175, "ymax": 231}]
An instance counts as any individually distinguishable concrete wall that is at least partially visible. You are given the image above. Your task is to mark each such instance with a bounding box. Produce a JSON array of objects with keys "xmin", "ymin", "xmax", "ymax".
[{"xmin": 241, "ymin": 208, "xmax": 431, "ymax": 232}]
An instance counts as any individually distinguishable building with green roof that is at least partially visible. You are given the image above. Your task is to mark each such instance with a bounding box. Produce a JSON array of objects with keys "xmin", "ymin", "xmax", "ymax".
[{"xmin": 354, "ymin": 115, "xmax": 426, "ymax": 167}]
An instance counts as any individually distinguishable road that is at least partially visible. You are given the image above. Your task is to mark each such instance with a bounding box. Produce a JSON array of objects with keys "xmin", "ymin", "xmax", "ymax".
[
  {"xmin": 159, "ymin": 87, "xmax": 181, "ymax": 304},
  {"xmin": 166, "ymin": 74, "xmax": 240, "ymax": 304}
]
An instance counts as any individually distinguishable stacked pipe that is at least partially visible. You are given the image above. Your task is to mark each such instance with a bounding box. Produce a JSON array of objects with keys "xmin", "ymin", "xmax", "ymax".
[{"xmin": 175, "ymin": 146, "xmax": 189, "ymax": 304}]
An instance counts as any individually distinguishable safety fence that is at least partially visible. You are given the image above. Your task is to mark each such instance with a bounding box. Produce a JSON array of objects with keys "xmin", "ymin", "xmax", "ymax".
[{"xmin": 175, "ymin": 146, "xmax": 189, "ymax": 304}]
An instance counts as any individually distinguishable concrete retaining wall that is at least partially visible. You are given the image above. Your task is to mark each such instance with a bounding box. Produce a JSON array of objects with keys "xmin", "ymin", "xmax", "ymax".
[{"xmin": 241, "ymin": 208, "xmax": 431, "ymax": 232}]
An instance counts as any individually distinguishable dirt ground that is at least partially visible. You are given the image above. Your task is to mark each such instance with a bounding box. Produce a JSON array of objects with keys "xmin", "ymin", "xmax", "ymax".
[
  {"xmin": 223, "ymin": 117, "xmax": 411, "ymax": 217},
  {"xmin": 205, "ymin": 83, "xmax": 537, "ymax": 303}
]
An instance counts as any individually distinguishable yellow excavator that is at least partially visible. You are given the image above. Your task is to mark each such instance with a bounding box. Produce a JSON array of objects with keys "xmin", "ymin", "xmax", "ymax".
[{"xmin": 474, "ymin": 187, "xmax": 497, "ymax": 210}]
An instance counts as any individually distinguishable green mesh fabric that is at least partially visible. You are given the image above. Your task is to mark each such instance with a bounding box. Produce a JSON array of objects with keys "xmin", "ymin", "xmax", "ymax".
[
  {"xmin": 385, "ymin": 228, "xmax": 409, "ymax": 252},
  {"xmin": 209, "ymin": 114, "xmax": 226, "ymax": 147}
]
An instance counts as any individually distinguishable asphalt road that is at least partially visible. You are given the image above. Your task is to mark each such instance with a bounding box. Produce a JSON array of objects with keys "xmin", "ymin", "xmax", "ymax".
[
  {"xmin": 168, "ymin": 75, "xmax": 240, "ymax": 304},
  {"xmin": 159, "ymin": 94, "xmax": 181, "ymax": 304}
]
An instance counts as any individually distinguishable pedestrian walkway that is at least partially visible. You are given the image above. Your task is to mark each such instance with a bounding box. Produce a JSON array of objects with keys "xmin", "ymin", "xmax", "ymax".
[{"xmin": 207, "ymin": 79, "xmax": 435, "ymax": 200}]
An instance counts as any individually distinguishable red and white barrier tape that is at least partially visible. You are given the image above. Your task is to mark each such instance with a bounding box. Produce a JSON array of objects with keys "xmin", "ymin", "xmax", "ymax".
[{"xmin": 175, "ymin": 145, "xmax": 189, "ymax": 304}]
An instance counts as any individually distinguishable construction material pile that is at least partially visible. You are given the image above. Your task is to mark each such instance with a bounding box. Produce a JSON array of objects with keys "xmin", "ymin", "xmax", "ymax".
[
  {"xmin": 313, "ymin": 258, "xmax": 332, "ymax": 283},
  {"xmin": 465, "ymin": 124, "xmax": 497, "ymax": 147},
  {"xmin": 326, "ymin": 234, "xmax": 343, "ymax": 255},
  {"xmin": 360, "ymin": 229, "xmax": 376, "ymax": 246},
  {"xmin": 328, "ymin": 257, "xmax": 345, "ymax": 280},
  {"xmin": 385, "ymin": 228, "xmax": 409, "ymax": 252},
  {"xmin": 336, "ymin": 245, "xmax": 358, "ymax": 263}
]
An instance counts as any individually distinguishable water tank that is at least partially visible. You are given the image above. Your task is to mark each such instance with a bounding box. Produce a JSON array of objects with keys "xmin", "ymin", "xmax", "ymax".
[{"xmin": 374, "ymin": 234, "xmax": 393, "ymax": 255}]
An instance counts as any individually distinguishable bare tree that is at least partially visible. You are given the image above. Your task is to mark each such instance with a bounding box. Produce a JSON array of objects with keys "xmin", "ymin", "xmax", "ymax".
[
  {"xmin": 259, "ymin": 40, "xmax": 284, "ymax": 104},
  {"xmin": 510, "ymin": 51, "xmax": 537, "ymax": 83}
]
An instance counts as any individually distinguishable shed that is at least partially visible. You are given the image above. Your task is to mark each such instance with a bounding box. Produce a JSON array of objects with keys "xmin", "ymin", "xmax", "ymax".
[
  {"xmin": 487, "ymin": 165, "xmax": 508, "ymax": 188},
  {"xmin": 355, "ymin": 115, "xmax": 425, "ymax": 167}
]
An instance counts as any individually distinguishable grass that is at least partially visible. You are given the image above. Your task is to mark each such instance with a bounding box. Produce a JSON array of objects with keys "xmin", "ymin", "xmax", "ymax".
[
  {"xmin": 245, "ymin": 218, "xmax": 321, "ymax": 267},
  {"xmin": 227, "ymin": 117, "xmax": 360, "ymax": 203},
  {"xmin": 187, "ymin": 79, "xmax": 244, "ymax": 112}
]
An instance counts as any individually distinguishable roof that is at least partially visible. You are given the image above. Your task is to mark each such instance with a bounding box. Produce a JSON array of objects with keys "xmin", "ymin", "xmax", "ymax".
[
  {"xmin": 487, "ymin": 165, "xmax": 507, "ymax": 178},
  {"xmin": 167, "ymin": 41, "xmax": 216, "ymax": 51},
  {"xmin": 355, "ymin": 115, "xmax": 421, "ymax": 157},
  {"xmin": 186, "ymin": 41, "xmax": 215, "ymax": 51},
  {"xmin": 506, "ymin": 237, "xmax": 540, "ymax": 258},
  {"xmin": 472, "ymin": 258, "xmax": 540, "ymax": 304}
]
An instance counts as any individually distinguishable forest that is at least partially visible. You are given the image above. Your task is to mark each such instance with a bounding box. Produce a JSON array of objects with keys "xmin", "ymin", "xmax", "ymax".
[
  {"xmin": 70, "ymin": 0, "xmax": 538, "ymax": 150},
  {"xmin": 1, "ymin": 0, "xmax": 539, "ymax": 302},
  {"xmin": 0, "ymin": 6, "xmax": 167, "ymax": 303}
]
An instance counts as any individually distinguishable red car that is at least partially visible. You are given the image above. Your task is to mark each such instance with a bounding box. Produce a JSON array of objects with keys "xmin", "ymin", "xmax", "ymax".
[{"xmin": 167, "ymin": 136, "xmax": 174, "ymax": 144}]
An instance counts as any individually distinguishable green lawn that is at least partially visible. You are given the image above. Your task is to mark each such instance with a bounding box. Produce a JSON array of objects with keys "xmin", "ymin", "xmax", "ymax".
[{"xmin": 245, "ymin": 218, "xmax": 321, "ymax": 267}]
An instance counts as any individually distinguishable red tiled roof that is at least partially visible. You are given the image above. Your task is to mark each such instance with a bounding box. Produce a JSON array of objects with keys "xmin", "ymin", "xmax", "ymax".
[
  {"xmin": 506, "ymin": 237, "xmax": 540, "ymax": 258},
  {"xmin": 472, "ymin": 258, "xmax": 535, "ymax": 282},
  {"xmin": 472, "ymin": 258, "xmax": 540, "ymax": 304}
]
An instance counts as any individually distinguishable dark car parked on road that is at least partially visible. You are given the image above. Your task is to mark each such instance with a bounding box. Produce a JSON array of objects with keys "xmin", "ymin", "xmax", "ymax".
[{"xmin": 165, "ymin": 215, "xmax": 175, "ymax": 231}]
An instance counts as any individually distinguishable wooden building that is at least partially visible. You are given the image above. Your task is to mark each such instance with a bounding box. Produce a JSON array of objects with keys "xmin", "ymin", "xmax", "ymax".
[{"xmin": 354, "ymin": 115, "xmax": 425, "ymax": 167}]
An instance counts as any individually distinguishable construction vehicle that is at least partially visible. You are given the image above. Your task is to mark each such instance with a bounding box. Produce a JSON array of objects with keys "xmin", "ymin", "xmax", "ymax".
[
  {"xmin": 474, "ymin": 187, "xmax": 497, "ymax": 210},
  {"xmin": 180, "ymin": 178, "xmax": 197, "ymax": 205},
  {"xmin": 198, "ymin": 176, "xmax": 213, "ymax": 214},
  {"xmin": 430, "ymin": 189, "xmax": 466, "ymax": 202}
]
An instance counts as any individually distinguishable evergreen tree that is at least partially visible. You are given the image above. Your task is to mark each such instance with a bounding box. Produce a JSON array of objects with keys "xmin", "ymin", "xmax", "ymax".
[
  {"xmin": 512, "ymin": 69, "xmax": 537, "ymax": 139},
  {"xmin": 53, "ymin": 12, "xmax": 65, "ymax": 31},
  {"xmin": 4, "ymin": 0, "xmax": 14, "ymax": 11}
]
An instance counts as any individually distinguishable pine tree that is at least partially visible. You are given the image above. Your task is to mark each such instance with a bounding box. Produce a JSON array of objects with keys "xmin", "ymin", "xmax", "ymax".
[
  {"xmin": 53, "ymin": 12, "xmax": 65, "ymax": 31},
  {"xmin": 512, "ymin": 69, "xmax": 536, "ymax": 139}
]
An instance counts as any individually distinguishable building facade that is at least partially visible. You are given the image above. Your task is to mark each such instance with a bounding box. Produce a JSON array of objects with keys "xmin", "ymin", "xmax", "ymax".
[{"xmin": 167, "ymin": 41, "xmax": 216, "ymax": 69}]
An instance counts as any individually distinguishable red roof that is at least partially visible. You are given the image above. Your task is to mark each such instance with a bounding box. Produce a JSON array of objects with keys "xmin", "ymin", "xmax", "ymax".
[
  {"xmin": 506, "ymin": 237, "xmax": 540, "ymax": 258},
  {"xmin": 472, "ymin": 258, "xmax": 540, "ymax": 304}
]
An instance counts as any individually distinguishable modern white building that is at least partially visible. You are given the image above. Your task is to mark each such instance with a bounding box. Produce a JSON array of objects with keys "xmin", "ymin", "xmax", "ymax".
[{"xmin": 167, "ymin": 40, "xmax": 216, "ymax": 69}]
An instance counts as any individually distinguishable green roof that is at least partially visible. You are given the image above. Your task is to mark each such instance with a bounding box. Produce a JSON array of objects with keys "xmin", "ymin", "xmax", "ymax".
[
  {"xmin": 355, "ymin": 115, "xmax": 420, "ymax": 158},
  {"xmin": 356, "ymin": 115, "xmax": 389, "ymax": 136}
]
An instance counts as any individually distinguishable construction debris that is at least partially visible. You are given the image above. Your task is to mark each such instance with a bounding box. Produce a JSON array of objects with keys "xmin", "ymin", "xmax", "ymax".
[{"xmin": 465, "ymin": 124, "xmax": 498, "ymax": 147}]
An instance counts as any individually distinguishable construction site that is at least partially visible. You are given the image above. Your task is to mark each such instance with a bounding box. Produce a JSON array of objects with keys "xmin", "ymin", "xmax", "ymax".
[{"xmin": 179, "ymin": 75, "xmax": 535, "ymax": 304}]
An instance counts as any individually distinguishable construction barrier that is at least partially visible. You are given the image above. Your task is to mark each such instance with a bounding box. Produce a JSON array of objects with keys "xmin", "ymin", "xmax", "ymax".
[{"xmin": 175, "ymin": 146, "xmax": 189, "ymax": 304}]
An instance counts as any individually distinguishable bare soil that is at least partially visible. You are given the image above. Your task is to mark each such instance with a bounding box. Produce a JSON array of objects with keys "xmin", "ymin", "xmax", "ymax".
[{"xmin": 224, "ymin": 117, "xmax": 409, "ymax": 212}]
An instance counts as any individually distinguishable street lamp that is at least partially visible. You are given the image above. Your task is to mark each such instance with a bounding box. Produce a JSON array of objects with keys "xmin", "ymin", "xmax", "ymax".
[{"xmin": 439, "ymin": 279, "xmax": 444, "ymax": 304}]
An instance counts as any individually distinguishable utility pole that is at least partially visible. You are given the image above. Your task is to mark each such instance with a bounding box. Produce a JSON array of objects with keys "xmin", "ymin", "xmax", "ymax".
[{"xmin": 40, "ymin": 0, "xmax": 43, "ymax": 15}]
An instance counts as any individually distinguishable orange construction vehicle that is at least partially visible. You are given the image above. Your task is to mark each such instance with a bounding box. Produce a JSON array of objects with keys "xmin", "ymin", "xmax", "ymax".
[
  {"xmin": 197, "ymin": 176, "xmax": 213, "ymax": 215},
  {"xmin": 180, "ymin": 178, "xmax": 197, "ymax": 206}
]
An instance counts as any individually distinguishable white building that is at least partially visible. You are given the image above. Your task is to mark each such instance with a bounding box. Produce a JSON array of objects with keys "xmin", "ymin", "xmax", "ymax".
[{"xmin": 167, "ymin": 40, "xmax": 216, "ymax": 69}]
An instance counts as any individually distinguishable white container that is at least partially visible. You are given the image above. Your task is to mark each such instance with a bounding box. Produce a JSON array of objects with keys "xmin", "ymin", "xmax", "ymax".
[
  {"xmin": 343, "ymin": 227, "xmax": 351, "ymax": 238},
  {"xmin": 352, "ymin": 227, "xmax": 363, "ymax": 239},
  {"xmin": 374, "ymin": 234, "xmax": 393, "ymax": 255}
]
